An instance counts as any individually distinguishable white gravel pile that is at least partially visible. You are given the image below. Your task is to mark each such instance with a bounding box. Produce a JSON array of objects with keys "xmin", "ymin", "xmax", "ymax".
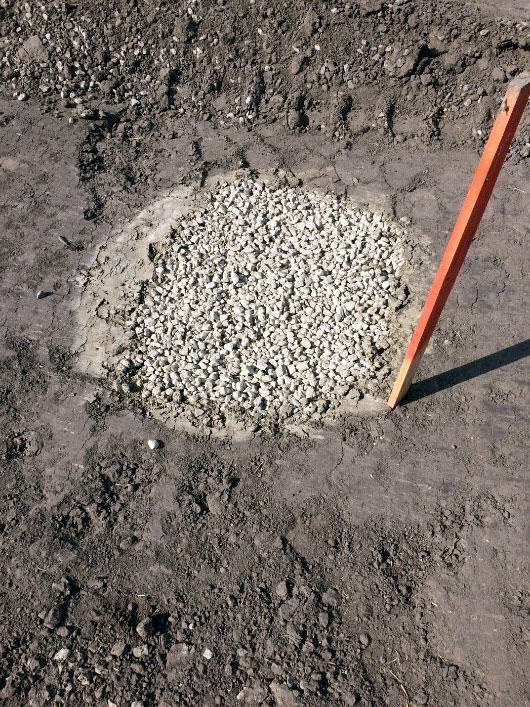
[{"xmin": 125, "ymin": 178, "xmax": 409, "ymax": 427}]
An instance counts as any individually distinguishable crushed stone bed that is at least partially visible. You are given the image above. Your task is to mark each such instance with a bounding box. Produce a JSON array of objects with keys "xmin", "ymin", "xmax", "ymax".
[{"xmin": 122, "ymin": 178, "xmax": 409, "ymax": 428}]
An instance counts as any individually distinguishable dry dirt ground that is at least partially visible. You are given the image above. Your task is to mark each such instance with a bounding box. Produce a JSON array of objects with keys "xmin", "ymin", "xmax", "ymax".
[{"xmin": 0, "ymin": 1, "xmax": 529, "ymax": 706}]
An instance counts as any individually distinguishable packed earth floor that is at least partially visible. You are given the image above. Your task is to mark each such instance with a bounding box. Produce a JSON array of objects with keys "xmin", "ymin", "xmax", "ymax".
[{"xmin": 0, "ymin": 0, "xmax": 529, "ymax": 706}]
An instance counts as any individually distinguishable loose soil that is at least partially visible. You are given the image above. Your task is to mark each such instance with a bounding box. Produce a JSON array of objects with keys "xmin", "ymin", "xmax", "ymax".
[{"xmin": 0, "ymin": 1, "xmax": 529, "ymax": 706}]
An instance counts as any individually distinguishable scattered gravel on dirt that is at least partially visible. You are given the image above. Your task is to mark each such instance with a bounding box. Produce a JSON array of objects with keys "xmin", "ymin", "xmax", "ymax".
[
  {"xmin": 1, "ymin": 0, "xmax": 529, "ymax": 156},
  {"xmin": 127, "ymin": 177, "xmax": 408, "ymax": 428}
]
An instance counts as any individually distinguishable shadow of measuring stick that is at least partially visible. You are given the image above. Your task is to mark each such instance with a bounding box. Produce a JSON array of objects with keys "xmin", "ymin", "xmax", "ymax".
[{"xmin": 402, "ymin": 339, "xmax": 530, "ymax": 404}]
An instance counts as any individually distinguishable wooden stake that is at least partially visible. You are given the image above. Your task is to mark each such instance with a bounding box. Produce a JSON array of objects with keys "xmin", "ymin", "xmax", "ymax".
[{"xmin": 388, "ymin": 72, "xmax": 530, "ymax": 409}]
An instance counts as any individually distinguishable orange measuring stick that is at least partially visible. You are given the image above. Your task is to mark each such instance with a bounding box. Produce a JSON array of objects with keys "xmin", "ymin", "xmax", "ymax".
[{"xmin": 388, "ymin": 72, "xmax": 530, "ymax": 409}]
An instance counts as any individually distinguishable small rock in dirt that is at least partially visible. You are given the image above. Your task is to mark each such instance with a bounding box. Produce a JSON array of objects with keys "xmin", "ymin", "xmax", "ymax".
[
  {"xmin": 492, "ymin": 67, "xmax": 506, "ymax": 82},
  {"xmin": 318, "ymin": 611, "xmax": 330, "ymax": 628},
  {"xmin": 270, "ymin": 680, "xmax": 298, "ymax": 706},
  {"xmin": 136, "ymin": 616, "xmax": 156, "ymax": 639},
  {"xmin": 110, "ymin": 641, "xmax": 126, "ymax": 657},
  {"xmin": 285, "ymin": 622, "xmax": 303, "ymax": 646},
  {"xmin": 287, "ymin": 109, "xmax": 303, "ymax": 130},
  {"xmin": 359, "ymin": 632, "xmax": 371, "ymax": 647},
  {"xmin": 131, "ymin": 662, "xmax": 146, "ymax": 675},
  {"xmin": 302, "ymin": 10, "xmax": 320, "ymax": 37},
  {"xmin": 27, "ymin": 656, "xmax": 43, "ymax": 671},
  {"xmin": 275, "ymin": 580, "xmax": 290, "ymax": 599},
  {"xmin": 358, "ymin": 0, "xmax": 384, "ymax": 15},
  {"xmin": 36, "ymin": 290, "xmax": 51, "ymax": 299},
  {"xmin": 44, "ymin": 603, "xmax": 66, "ymax": 629},
  {"xmin": 236, "ymin": 685, "xmax": 268, "ymax": 702},
  {"xmin": 17, "ymin": 35, "xmax": 48, "ymax": 63},
  {"xmin": 51, "ymin": 577, "xmax": 71, "ymax": 595},
  {"xmin": 133, "ymin": 644, "xmax": 149, "ymax": 658},
  {"xmin": 290, "ymin": 55, "xmax": 306, "ymax": 76},
  {"xmin": 321, "ymin": 588, "xmax": 341, "ymax": 607},
  {"xmin": 147, "ymin": 438, "xmax": 161, "ymax": 450},
  {"xmin": 203, "ymin": 647, "xmax": 213, "ymax": 660},
  {"xmin": 166, "ymin": 643, "xmax": 190, "ymax": 666},
  {"xmin": 53, "ymin": 647, "xmax": 70, "ymax": 662},
  {"xmin": 206, "ymin": 493, "xmax": 223, "ymax": 515},
  {"xmin": 395, "ymin": 45, "xmax": 425, "ymax": 78}
]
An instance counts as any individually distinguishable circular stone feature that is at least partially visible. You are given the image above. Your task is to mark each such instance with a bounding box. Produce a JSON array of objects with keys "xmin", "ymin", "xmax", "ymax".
[{"xmin": 127, "ymin": 177, "xmax": 409, "ymax": 427}]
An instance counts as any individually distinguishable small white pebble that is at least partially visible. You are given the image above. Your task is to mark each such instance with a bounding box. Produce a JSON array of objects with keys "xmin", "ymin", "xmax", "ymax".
[
  {"xmin": 202, "ymin": 648, "xmax": 213, "ymax": 660},
  {"xmin": 54, "ymin": 648, "xmax": 70, "ymax": 662},
  {"xmin": 147, "ymin": 439, "xmax": 161, "ymax": 450}
]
